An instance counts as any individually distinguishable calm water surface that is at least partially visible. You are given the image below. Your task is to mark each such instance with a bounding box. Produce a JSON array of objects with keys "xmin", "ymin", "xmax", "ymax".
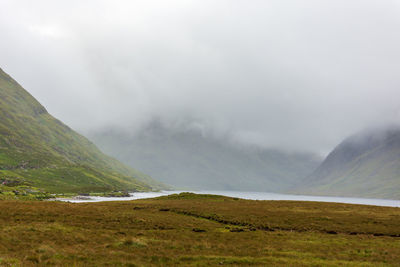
[{"xmin": 58, "ymin": 190, "xmax": 400, "ymax": 207}]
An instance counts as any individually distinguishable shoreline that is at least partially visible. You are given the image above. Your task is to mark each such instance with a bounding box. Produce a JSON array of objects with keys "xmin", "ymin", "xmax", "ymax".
[{"xmin": 52, "ymin": 190, "xmax": 400, "ymax": 207}]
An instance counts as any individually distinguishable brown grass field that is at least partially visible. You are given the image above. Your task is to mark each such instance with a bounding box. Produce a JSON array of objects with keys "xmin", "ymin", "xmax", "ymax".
[{"xmin": 0, "ymin": 193, "xmax": 400, "ymax": 266}]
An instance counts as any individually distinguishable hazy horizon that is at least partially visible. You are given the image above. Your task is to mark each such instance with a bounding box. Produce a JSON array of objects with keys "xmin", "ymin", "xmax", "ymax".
[{"xmin": 1, "ymin": 0, "xmax": 400, "ymax": 155}]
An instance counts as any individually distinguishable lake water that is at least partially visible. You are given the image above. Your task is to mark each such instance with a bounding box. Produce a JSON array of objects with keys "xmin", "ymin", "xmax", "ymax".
[{"xmin": 57, "ymin": 190, "xmax": 400, "ymax": 207}]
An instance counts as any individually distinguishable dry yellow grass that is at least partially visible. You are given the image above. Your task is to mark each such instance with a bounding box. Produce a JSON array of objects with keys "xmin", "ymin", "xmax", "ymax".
[{"xmin": 0, "ymin": 193, "xmax": 399, "ymax": 266}]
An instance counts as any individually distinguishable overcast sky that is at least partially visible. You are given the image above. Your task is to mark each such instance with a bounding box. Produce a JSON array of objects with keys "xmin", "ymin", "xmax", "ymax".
[{"xmin": 1, "ymin": 0, "xmax": 400, "ymax": 155}]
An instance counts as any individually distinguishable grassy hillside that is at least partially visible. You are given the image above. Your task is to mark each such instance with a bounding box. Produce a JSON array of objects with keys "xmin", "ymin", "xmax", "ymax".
[
  {"xmin": 90, "ymin": 121, "xmax": 321, "ymax": 192},
  {"xmin": 0, "ymin": 193, "xmax": 399, "ymax": 265},
  {"xmin": 0, "ymin": 67, "xmax": 165, "ymax": 193},
  {"xmin": 294, "ymin": 127, "xmax": 400, "ymax": 199}
]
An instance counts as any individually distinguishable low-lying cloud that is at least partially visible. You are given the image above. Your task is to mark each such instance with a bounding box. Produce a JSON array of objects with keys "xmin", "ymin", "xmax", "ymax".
[{"xmin": 1, "ymin": 0, "xmax": 400, "ymax": 155}]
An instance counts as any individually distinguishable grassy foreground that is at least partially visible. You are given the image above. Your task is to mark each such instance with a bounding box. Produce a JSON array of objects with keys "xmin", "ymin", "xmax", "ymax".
[{"xmin": 0, "ymin": 193, "xmax": 400, "ymax": 266}]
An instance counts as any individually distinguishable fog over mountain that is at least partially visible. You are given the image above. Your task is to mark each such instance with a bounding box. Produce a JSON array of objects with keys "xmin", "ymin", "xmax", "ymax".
[
  {"xmin": 1, "ymin": 0, "xmax": 400, "ymax": 155},
  {"xmin": 90, "ymin": 120, "xmax": 321, "ymax": 191},
  {"xmin": 294, "ymin": 125, "xmax": 400, "ymax": 199}
]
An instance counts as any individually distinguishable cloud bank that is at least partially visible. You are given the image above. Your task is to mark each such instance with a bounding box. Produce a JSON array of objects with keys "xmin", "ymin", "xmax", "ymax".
[{"xmin": 1, "ymin": 0, "xmax": 400, "ymax": 154}]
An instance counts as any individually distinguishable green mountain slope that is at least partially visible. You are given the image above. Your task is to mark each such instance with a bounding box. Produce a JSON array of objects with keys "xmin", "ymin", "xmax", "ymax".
[
  {"xmin": 90, "ymin": 121, "xmax": 321, "ymax": 192},
  {"xmin": 0, "ymin": 68, "xmax": 164, "ymax": 193},
  {"xmin": 294, "ymin": 127, "xmax": 400, "ymax": 199}
]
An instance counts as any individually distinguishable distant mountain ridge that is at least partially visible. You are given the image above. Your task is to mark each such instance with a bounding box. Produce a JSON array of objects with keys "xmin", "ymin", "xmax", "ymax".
[
  {"xmin": 0, "ymin": 67, "xmax": 164, "ymax": 193},
  {"xmin": 294, "ymin": 126, "xmax": 400, "ymax": 199},
  {"xmin": 90, "ymin": 121, "xmax": 321, "ymax": 192}
]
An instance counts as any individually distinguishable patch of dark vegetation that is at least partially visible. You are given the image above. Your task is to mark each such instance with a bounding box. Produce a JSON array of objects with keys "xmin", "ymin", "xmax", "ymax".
[
  {"xmin": 229, "ymin": 228, "xmax": 244, "ymax": 232},
  {"xmin": 192, "ymin": 228, "xmax": 206, "ymax": 232},
  {"xmin": 373, "ymin": 233, "xmax": 384, "ymax": 236},
  {"xmin": 159, "ymin": 208, "xmax": 170, "ymax": 211},
  {"xmin": 116, "ymin": 231, "xmax": 127, "ymax": 235},
  {"xmin": 171, "ymin": 209, "xmax": 279, "ymax": 233}
]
